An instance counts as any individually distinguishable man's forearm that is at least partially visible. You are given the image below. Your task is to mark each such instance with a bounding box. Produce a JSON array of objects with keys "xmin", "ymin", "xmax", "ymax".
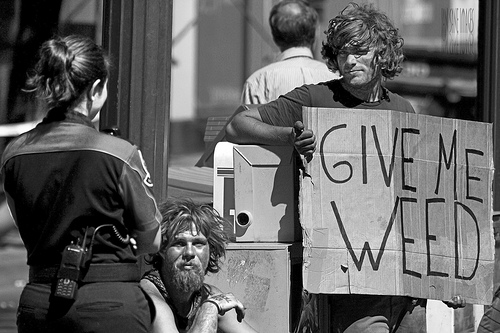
[
  {"xmin": 226, "ymin": 113, "xmax": 292, "ymax": 146},
  {"xmin": 188, "ymin": 303, "xmax": 219, "ymax": 333}
]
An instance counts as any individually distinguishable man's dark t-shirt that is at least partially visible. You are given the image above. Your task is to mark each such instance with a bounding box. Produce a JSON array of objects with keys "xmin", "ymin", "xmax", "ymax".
[{"xmin": 258, "ymin": 80, "xmax": 415, "ymax": 126}]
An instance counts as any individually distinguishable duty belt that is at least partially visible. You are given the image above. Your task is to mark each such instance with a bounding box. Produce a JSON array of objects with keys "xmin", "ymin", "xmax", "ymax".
[{"xmin": 29, "ymin": 263, "xmax": 141, "ymax": 284}]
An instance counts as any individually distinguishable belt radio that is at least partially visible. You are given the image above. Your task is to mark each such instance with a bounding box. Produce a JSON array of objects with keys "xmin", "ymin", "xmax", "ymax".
[
  {"xmin": 54, "ymin": 241, "xmax": 87, "ymax": 300},
  {"xmin": 54, "ymin": 225, "xmax": 132, "ymax": 300}
]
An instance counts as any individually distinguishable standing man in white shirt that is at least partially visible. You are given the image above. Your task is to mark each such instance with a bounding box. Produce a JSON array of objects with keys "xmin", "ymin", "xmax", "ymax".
[{"xmin": 241, "ymin": 0, "xmax": 338, "ymax": 104}]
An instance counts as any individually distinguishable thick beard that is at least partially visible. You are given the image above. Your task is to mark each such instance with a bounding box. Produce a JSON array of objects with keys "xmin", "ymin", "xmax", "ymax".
[{"xmin": 168, "ymin": 263, "xmax": 205, "ymax": 293}]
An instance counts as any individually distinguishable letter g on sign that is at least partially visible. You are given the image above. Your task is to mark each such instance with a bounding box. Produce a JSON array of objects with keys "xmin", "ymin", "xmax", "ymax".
[{"xmin": 320, "ymin": 124, "xmax": 353, "ymax": 184}]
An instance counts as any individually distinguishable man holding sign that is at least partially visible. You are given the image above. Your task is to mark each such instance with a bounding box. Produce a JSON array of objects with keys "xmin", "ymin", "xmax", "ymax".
[
  {"xmin": 226, "ymin": 2, "xmax": 414, "ymax": 157},
  {"xmin": 227, "ymin": 3, "xmax": 420, "ymax": 332}
]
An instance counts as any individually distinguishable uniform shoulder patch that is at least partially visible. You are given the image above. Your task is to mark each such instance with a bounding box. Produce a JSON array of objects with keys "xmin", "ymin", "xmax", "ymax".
[{"xmin": 137, "ymin": 150, "xmax": 153, "ymax": 187}]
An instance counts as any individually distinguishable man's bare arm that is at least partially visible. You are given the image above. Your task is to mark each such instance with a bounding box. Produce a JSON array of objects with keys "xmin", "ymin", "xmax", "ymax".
[
  {"xmin": 226, "ymin": 108, "xmax": 316, "ymax": 156},
  {"xmin": 206, "ymin": 286, "xmax": 259, "ymax": 333},
  {"xmin": 189, "ymin": 302, "xmax": 220, "ymax": 332},
  {"xmin": 176, "ymin": 295, "xmax": 259, "ymax": 333},
  {"xmin": 226, "ymin": 108, "xmax": 293, "ymax": 146}
]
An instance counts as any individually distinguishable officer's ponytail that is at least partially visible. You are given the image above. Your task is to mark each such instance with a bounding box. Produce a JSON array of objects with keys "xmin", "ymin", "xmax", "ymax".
[{"xmin": 26, "ymin": 35, "xmax": 110, "ymax": 112}]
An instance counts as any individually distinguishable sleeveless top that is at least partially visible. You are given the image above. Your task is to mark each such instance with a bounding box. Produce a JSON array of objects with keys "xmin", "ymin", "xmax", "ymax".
[{"xmin": 143, "ymin": 269, "xmax": 212, "ymax": 331}]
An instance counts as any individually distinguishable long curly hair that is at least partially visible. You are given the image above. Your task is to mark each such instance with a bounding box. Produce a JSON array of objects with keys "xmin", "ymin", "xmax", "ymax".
[
  {"xmin": 321, "ymin": 2, "xmax": 404, "ymax": 79},
  {"xmin": 145, "ymin": 198, "xmax": 229, "ymax": 274}
]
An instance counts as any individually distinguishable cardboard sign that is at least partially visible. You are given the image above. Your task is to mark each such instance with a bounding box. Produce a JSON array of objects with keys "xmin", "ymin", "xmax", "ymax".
[{"xmin": 300, "ymin": 107, "xmax": 495, "ymax": 305}]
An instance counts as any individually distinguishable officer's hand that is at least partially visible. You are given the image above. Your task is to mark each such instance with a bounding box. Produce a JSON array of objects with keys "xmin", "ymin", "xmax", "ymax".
[
  {"xmin": 204, "ymin": 293, "xmax": 246, "ymax": 322},
  {"xmin": 292, "ymin": 121, "xmax": 316, "ymax": 157}
]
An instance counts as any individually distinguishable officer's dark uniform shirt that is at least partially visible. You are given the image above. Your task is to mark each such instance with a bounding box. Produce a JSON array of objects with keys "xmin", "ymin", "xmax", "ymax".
[{"xmin": 0, "ymin": 110, "xmax": 161, "ymax": 267}]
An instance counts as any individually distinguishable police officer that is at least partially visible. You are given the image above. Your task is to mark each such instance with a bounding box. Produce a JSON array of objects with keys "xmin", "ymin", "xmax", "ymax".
[{"xmin": 1, "ymin": 35, "xmax": 161, "ymax": 333}]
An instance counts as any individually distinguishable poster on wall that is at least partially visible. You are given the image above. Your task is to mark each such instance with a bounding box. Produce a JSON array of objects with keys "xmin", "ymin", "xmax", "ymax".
[{"xmin": 300, "ymin": 107, "xmax": 494, "ymax": 304}]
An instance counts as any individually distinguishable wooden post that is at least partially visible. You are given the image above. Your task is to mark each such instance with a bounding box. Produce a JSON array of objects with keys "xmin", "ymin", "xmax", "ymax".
[{"xmin": 100, "ymin": 0, "xmax": 173, "ymax": 202}]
